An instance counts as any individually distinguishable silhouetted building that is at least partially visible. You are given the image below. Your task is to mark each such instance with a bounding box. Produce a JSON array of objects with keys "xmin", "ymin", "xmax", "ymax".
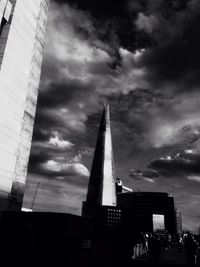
[
  {"xmin": 0, "ymin": 211, "xmax": 131, "ymax": 267},
  {"xmin": 0, "ymin": 211, "xmax": 93, "ymax": 266},
  {"xmin": 117, "ymin": 192, "xmax": 177, "ymax": 236},
  {"xmin": 82, "ymin": 105, "xmax": 121, "ymax": 232},
  {"xmin": 0, "ymin": 0, "xmax": 49, "ymax": 210}
]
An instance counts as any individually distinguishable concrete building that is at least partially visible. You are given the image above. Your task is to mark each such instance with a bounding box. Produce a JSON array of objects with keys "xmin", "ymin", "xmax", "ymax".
[
  {"xmin": 82, "ymin": 105, "xmax": 121, "ymax": 232},
  {"xmin": 0, "ymin": 0, "xmax": 49, "ymax": 210},
  {"xmin": 117, "ymin": 192, "xmax": 177, "ymax": 236}
]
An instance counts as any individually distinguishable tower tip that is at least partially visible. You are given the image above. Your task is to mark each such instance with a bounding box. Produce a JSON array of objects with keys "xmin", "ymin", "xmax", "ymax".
[{"xmin": 103, "ymin": 103, "xmax": 110, "ymax": 112}]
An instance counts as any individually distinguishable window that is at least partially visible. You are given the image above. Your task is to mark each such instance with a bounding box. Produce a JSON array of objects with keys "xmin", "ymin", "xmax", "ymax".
[
  {"xmin": 0, "ymin": 0, "xmax": 12, "ymax": 37},
  {"xmin": 0, "ymin": 17, "xmax": 6, "ymax": 37}
]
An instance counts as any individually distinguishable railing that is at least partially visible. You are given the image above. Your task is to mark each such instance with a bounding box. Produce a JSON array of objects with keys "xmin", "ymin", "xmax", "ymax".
[{"xmin": 132, "ymin": 243, "xmax": 148, "ymax": 259}]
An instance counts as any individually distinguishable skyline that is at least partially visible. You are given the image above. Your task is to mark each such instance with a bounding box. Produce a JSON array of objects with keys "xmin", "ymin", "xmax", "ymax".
[{"xmin": 23, "ymin": 0, "xmax": 200, "ymax": 232}]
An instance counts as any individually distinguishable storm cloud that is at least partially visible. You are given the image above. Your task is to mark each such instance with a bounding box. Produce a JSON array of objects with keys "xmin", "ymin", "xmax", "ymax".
[
  {"xmin": 150, "ymin": 149, "xmax": 200, "ymax": 177},
  {"xmin": 24, "ymin": 0, "xmax": 200, "ymax": 231}
]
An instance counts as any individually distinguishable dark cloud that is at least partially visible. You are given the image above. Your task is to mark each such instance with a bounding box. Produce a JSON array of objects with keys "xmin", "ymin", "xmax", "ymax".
[
  {"xmin": 149, "ymin": 149, "xmax": 200, "ymax": 176},
  {"xmin": 36, "ymin": 162, "xmax": 89, "ymax": 179},
  {"xmin": 51, "ymin": 0, "xmax": 153, "ymax": 55},
  {"xmin": 32, "ymin": 128, "xmax": 52, "ymax": 142},
  {"xmin": 107, "ymin": 91, "xmax": 200, "ymax": 156},
  {"xmin": 52, "ymin": 0, "xmax": 125, "ymax": 16},
  {"xmin": 29, "ymin": 153, "xmax": 49, "ymax": 169},
  {"xmin": 136, "ymin": 1, "xmax": 200, "ymax": 91},
  {"xmin": 50, "ymin": 0, "xmax": 200, "ymax": 91},
  {"xmin": 29, "ymin": 147, "xmax": 89, "ymax": 179},
  {"xmin": 129, "ymin": 168, "xmax": 160, "ymax": 182},
  {"xmin": 37, "ymin": 79, "xmax": 94, "ymax": 109}
]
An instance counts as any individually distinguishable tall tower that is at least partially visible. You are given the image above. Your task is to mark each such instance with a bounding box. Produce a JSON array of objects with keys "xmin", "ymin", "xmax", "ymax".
[
  {"xmin": 82, "ymin": 105, "xmax": 121, "ymax": 231},
  {"xmin": 0, "ymin": 0, "xmax": 49, "ymax": 210},
  {"xmin": 86, "ymin": 105, "xmax": 117, "ymax": 207}
]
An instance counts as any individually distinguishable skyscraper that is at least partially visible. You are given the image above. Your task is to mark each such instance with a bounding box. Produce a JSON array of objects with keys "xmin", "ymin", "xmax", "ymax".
[
  {"xmin": 85, "ymin": 105, "xmax": 117, "ymax": 207},
  {"xmin": 82, "ymin": 105, "xmax": 121, "ymax": 231},
  {"xmin": 0, "ymin": 0, "xmax": 49, "ymax": 210}
]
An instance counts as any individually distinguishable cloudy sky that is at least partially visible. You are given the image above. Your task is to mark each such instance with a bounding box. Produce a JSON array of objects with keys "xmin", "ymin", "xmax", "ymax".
[{"xmin": 23, "ymin": 0, "xmax": 200, "ymax": 232}]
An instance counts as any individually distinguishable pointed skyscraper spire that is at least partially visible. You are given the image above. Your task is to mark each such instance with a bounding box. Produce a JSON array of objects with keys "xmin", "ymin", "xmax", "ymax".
[
  {"xmin": 101, "ymin": 105, "xmax": 117, "ymax": 206},
  {"xmin": 83, "ymin": 105, "xmax": 117, "ymax": 213}
]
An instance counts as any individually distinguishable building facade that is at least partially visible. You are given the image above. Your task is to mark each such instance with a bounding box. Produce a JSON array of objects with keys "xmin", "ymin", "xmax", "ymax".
[
  {"xmin": 0, "ymin": 0, "xmax": 49, "ymax": 210},
  {"xmin": 117, "ymin": 192, "xmax": 177, "ymax": 235}
]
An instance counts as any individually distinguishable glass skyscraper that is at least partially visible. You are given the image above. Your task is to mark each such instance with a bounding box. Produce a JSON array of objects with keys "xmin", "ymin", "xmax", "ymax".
[{"xmin": 82, "ymin": 105, "xmax": 121, "ymax": 232}]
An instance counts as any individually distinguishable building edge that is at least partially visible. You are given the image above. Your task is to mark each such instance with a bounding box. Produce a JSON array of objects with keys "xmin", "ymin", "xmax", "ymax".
[{"xmin": 0, "ymin": 0, "xmax": 49, "ymax": 210}]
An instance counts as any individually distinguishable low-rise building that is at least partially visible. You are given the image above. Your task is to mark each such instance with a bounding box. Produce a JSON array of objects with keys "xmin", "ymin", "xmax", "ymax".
[{"xmin": 117, "ymin": 191, "xmax": 177, "ymax": 236}]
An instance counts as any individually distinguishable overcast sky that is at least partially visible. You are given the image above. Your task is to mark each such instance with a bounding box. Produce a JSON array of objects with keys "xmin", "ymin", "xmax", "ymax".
[{"xmin": 23, "ymin": 0, "xmax": 200, "ymax": 232}]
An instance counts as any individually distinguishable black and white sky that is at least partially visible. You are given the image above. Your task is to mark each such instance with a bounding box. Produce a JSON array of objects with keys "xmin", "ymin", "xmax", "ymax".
[{"xmin": 24, "ymin": 0, "xmax": 200, "ymax": 232}]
